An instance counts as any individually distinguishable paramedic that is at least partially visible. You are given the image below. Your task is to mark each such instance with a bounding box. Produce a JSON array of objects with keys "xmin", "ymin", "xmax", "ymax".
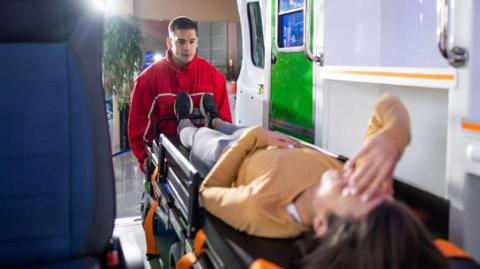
[{"xmin": 128, "ymin": 16, "xmax": 232, "ymax": 172}]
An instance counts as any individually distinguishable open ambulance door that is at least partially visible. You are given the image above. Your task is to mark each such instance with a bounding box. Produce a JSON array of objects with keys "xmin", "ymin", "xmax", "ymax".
[{"xmin": 235, "ymin": 0, "xmax": 267, "ymax": 127}]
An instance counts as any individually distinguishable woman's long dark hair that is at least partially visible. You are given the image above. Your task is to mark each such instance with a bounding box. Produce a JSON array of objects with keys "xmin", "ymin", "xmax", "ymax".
[{"xmin": 293, "ymin": 201, "xmax": 450, "ymax": 269}]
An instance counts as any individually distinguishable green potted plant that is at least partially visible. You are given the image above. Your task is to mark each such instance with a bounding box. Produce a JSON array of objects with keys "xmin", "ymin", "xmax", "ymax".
[{"xmin": 103, "ymin": 15, "xmax": 144, "ymax": 150}]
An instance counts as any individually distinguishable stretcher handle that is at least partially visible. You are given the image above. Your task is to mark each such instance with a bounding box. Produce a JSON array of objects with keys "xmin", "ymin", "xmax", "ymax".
[
  {"xmin": 159, "ymin": 134, "xmax": 199, "ymax": 178},
  {"xmin": 150, "ymin": 113, "xmax": 204, "ymax": 177}
]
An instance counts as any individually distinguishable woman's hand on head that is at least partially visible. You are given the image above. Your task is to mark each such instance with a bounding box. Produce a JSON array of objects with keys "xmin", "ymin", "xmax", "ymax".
[
  {"xmin": 343, "ymin": 132, "xmax": 400, "ymax": 201},
  {"xmin": 262, "ymin": 129, "xmax": 300, "ymax": 149}
]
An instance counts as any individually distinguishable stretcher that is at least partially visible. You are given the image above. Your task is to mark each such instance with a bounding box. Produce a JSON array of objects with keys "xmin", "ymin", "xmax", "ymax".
[{"xmin": 141, "ymin": 118, "xmax": 480, "ymax": 269}]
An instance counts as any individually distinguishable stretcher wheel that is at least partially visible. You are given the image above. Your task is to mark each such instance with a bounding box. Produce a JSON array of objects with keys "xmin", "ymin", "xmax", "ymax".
[{"xmin": 169, "ymin": 240, "xmax": 183, "ymax": 269}]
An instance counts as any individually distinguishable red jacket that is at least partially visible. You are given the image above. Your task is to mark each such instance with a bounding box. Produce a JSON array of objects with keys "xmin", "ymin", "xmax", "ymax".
[{"xmin": 128, "ymin": 50, "xmax": 232, "ymax": 169}]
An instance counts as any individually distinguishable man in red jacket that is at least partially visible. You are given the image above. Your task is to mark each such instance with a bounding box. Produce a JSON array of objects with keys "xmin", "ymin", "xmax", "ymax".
[{"xmin": 128, "ymin": 16, "xmax": 232, "ymax": 172}]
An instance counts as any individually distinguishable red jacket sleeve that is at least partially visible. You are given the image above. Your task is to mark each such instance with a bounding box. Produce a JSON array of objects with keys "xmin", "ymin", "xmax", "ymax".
[
  {"xmin": 213, "ymin": 71, "xmax": 232, "ymax": 122},
  {"xmin": 128, "ymin": 72, "xmax": 158, "ymax": 169}
]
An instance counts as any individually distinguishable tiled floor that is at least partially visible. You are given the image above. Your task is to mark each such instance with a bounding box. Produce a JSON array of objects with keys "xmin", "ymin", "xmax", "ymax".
[{"xmin": 113, "ymin": 152, "xmax": 144, "ymax": 218}]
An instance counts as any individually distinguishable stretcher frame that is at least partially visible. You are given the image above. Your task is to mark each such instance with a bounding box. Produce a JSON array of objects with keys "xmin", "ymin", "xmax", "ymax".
[
  {"xmin": 142, "ymin": 115, "xmax": 304, "ymax": 268},
  {"xmin": 141, "ymin": 119, "xmax": 480, "ymax": 269},
  {"xmin": 145, "ymin": 133, "xmax": 288, "ymax": 268}
]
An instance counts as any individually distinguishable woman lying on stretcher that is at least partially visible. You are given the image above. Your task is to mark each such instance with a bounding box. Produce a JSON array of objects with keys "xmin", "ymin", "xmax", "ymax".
[{"xmin": 174, "ymin": 92, "xmax": 450, "ymax": 269}]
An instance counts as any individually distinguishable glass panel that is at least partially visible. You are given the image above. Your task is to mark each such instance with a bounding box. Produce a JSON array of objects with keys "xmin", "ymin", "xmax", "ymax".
[
  {"xmin": 247, "ymin": 2, "xmax": 265, "ymax": 68},
  {"xmin": 279, "ymin": 0, "xmax": 304, "ymax": 13},
  {"xmin": 278, "ymin": 11, "xmax": 304, "ymax": 48}
]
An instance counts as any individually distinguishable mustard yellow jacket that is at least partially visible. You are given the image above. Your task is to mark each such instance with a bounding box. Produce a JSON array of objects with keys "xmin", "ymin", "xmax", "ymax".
[{"xmin": 199, "ymin": 93, "xmax": 410, "ymax": 238}]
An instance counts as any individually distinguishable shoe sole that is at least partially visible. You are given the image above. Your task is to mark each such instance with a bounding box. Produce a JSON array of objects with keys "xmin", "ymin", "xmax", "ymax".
[{"xmin": 173, "ymin": 93, "xmax": 193, "ymax": 118}]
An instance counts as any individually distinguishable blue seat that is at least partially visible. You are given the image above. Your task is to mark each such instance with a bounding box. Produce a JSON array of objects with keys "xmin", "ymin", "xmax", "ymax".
[{"xmin": 0, "ymin": 1, "xmax": 118, "ymax": 268}]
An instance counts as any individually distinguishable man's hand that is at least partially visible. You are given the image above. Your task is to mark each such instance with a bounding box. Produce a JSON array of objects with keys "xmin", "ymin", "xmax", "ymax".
[
  {"xmin": 344, "ymin": 132, "xmax": 400, "ymax": 201},
  {"xmin": 262, "ymin": 129, "xmax": 300, "ymax": 149}
]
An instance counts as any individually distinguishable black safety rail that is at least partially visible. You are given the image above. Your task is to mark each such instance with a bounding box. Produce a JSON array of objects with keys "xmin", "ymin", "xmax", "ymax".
[{"xmin": 158, "ymin": 134, "xmax": 202, "ymax": 237}]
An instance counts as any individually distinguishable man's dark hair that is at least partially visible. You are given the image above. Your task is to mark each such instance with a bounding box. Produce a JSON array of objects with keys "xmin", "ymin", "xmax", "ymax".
[
  {"xmin": 294, "ymin": 200, "xmax": 450, "ymax": 269},
  {"xmin": 168, "ymin": 16, "xmax": 198, "ymax": 35}
]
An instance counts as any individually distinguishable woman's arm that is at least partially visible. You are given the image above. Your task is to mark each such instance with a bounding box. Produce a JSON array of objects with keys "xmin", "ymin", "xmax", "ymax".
[
  {"xmin": 344, "ymin": 93, "xmax": 411, "ymax": 201},
  {"xmin": 200, "ymin": 126, "xmax": 297, "ymax": 229}
]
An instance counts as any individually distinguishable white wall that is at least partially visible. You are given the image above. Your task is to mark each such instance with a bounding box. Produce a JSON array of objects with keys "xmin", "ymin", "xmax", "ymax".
[{"xmin": 133, "ymin": 0, "xmax": 239, "ymax": 22}]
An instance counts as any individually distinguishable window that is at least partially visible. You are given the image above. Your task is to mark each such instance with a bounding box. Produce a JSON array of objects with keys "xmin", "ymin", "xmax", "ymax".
[
  {"xmin": 279, "ymin": 0, "xmax": 304, "ymax": 12},
  {"xmin": 278, "ymin": 0, "xmax": 304, "ymax": 49},
  {"xmin": 247, "ymin": 2, "xmax": 265, "ymax": 68}
]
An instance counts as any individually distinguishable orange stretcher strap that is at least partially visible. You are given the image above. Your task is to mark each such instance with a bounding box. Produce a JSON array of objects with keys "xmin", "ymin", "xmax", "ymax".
[
  {"xmin": 150, "ymin": 166, "xmax": 158, "ymax": 182},
  {"xmin": 249, "ymin": 259, "xmax": 282, "ymax": 269},
  {"xmin": 176, "ymin": 252, "xmax": 196, "ymax": 269},
  {"xmin": 150, "ymin": 166, "xmax": 160, "ymax": 200},
  {"xmin": 175, "ymin": 229, "xmax": 208, "ymax": 269},
  {"xmin": 143, "ymin": 201, "xmax": 159, "ymax": 255},
  {"xmin": 434, "ymin": 239, "xmax": 471, "ymax": 259},
  {"xmin": 193, "ymin": 229, "xmax": 207, "ymax": 256}
]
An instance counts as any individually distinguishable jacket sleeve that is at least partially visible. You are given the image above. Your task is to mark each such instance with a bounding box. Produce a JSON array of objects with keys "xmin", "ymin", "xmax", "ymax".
[
  {"xmin": 213, "ymin": 71, "xmax": 232, "ymax": 122},
  {"xmin": 364, "ymin": 93, "xmax": 411, "ymax": 154},
  {"xmin": 199, "ymin": 126, "xmax": 267, "ymax": 229},
  {"xmin": 128, "ymin": 72, "xmax": 158, "ymax": 170}
]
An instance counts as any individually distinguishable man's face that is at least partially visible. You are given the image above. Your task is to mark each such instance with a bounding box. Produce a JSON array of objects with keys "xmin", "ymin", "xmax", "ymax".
[
  {"xmin": 311, "ymin": 169, "xmax": 388, "ymax": 236},
  {"xmin": 167, "ymin": 29, "xmax": 198, "ymax": 67}
]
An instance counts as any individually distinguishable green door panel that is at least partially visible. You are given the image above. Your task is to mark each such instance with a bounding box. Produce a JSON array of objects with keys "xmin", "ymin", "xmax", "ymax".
[{"xmin": 270, "ymin": 0, "xmax": 314, "ymax": 142}]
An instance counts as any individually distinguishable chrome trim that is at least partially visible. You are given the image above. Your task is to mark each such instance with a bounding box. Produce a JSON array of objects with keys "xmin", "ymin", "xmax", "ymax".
[
  {"xmin": 437, "ymin": 0, "xmax": 468, "ymax": 67},
  {"xmin": 278, "ymin": 7, "xmax": 303, "ymax": 16},
  {"xmin": 304, "ymin": 0, "xmax": 323, "ymax": 65}
]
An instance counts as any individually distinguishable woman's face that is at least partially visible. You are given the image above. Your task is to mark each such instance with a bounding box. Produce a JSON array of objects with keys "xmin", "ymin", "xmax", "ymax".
[{"xmin": 311, "ymin": 169, "xmax": 388, "ymax": 236}]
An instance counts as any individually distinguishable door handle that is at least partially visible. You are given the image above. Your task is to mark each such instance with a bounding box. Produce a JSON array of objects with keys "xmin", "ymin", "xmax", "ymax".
[
  {"xmin": 437, "ymin": 0, "xmax": 468, "ymax": 67},
  {"xmin": 271, "ymin": 53, "xmax": 277, "ymax": 65},
  {"xmin": 304, "ymin": 0, "xmax": 323, "ymax": 65}
]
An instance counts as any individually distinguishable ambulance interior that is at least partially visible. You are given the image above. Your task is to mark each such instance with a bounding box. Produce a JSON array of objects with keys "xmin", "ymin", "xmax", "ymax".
[{"xmin": 1, "ymin": 0, "xmax": 480, "ymax": 268}]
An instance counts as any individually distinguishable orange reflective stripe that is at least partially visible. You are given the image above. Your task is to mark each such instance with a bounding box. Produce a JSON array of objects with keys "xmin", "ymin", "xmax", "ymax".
[
  {"xmin": 143, "ymin": 201, "xmax": 159, "ymax": 255},
  {"xmin": 462, "ymin": 121, "xmax": 480, "ymax": 132},
  {"xmin": 193, "ymin": 229, "xmax": 207, "ymax": 256},
  {"xmin": 176, "ymin": 252, "xmax": 197, "ymax": 269},
  {"xmin": 249, "ymin": 259, "xmax": 282, "ymax": 269},
  {"xmin": 338, "ymin": 70, "xmax": 455, "ymax": 80},
  {"xmin": 434, "ymin": 239, "xmax": 471, "ymax": 259}
]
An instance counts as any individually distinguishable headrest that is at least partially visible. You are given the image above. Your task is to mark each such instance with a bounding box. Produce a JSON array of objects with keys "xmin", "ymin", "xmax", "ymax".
[{"xmin": 0, "ymin": 0, "xmax": 83, "ymax": 42}]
